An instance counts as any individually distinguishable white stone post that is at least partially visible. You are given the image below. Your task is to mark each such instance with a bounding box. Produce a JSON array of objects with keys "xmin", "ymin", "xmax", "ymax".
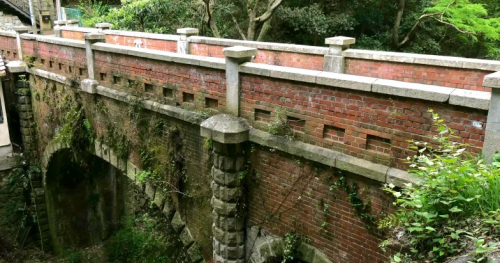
[
  {"xmin": 82, "ymin": 33, "xmax": 105, "ymax": 94},
  {"xmin": 53, "ymin": 20, "xmax": 66, "ymax": 37},
  {"xmin": 95, "ymin": 23, "xmax": 113, "ymax": 32},
  {"xmin": 482, "ymin": 72, "xmax": 500, "ymax": 162},
  {"xmin": 323, "ymin": 36, "xmax": 355, "ymax": 73},
  {"xmin": 223, "ymin": 46, "xmax": 257, "ymax": 117},
  {"xmin": 66, "ymin": 20, "xmax": 79, "ymax": 27},
  {"xmin": 176, "ymin": 28, "xmax": 199, "ymax": 54},
  {"xmin": 13, "ymin": 26, "xmax": 31, "ymax": 60}
]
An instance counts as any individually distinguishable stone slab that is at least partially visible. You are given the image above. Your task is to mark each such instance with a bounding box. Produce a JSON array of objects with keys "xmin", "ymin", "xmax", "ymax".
[
  {"xmin": 386, "ymin": 168, "xmax": 420, "ymax": 188},
  {"xmin": 325, "ymin": 36, "xmax": 355, "ymax": 46},
  {"xmin": 449, "ymin": 89, "xmax": 490, "ymax": 110},
  {"xmin": 200, "ymin": 114, "xmax": 250, "ymax": 144},
  {"xmin": 372, "ymin": 79, "xmax": 453, "ymax": 102},
  {"xmin": 268, "ymin": 66, "xmax": 321, "ymax": 83},
  {"xmin": 223, "ymin": 46, "xmax": 257, "ymax": 59},
  {"xmin": 484, "ymin": 72, "xmax": 500, "ymax": 88},
  {"xmin": 316, "ymin": 71, "xmax": 375, "ymax": 92},
  {"xmin": 177, "ymin": 28, "xmax": 199, "ymax": 35}
]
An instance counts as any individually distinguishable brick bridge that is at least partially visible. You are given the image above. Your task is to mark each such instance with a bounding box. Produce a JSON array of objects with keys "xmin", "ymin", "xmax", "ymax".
[{"xmin": 0, "ymin": 23, "xmax": 499, "ymax": 263}]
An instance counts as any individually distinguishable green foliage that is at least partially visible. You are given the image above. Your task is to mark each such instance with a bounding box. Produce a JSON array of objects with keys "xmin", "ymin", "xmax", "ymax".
[
  {"xmin": 380, "ymin": 110, "xmax": 500, "ymax": 262},
  {"xmin": 330, "ymin": 175, "xmax": 378, "ymax": 229},
  {"xmin": 282, "ymin": 231, "xmax": 309, "ymax": 263},
  {"xmin": 268, "ymin": 105, "xmax": 294, "ymax": 141},
  {"xmin": 104, "ymin": 124, "xmax": 130, "ymax": 159},
  {"xmin": 56, "ymin": 101, "xmax": 95, "ymax": 157},
  {"xmin": 105, "ymin": 214, "xmax": 181, "ymax": 263}
]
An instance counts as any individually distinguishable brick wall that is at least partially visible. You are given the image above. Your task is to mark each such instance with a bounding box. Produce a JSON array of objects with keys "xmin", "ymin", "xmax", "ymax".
[
  {"xmin": 61, "ymin": 30, "xmax": 84, "ymax": 41},
  {"xmin": 248, "ymin": 148, "xmax": 393, "ymax": 263},
  {"xmin": 190, "ymin": 43, "xmax": 324, "ymax": 71},
  {"xmin": 93, "ymin": 50, "xmax": 227, "ymax": 112},
  {"xmin": 105, "ymin": 35, "xmax": 178, "ymax": 52},
  {"xmin": 345, "ymin": 58, "xmax": 494, "ymax": 92},
  {"xmin": 0, "ymin": 35, "xmax": 19, "ymax": 61},
  {"xmin": 240, "ymin": 74, "xmax": 487, "ymax": 170}
]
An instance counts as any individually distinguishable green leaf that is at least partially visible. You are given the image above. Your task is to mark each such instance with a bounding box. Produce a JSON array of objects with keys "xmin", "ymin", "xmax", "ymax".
[{"xmin": 449, "ymin": 206, "xmax": 462, "ymax": 213}]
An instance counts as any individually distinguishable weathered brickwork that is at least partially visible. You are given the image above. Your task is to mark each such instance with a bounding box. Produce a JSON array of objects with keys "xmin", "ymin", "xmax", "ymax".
[
  {"xmin": 248, "ymin": 147, "xmax": 393, "ymax": 263},
  {"xmin": 105, "ymin": 35, "xmax": 178, "ymax": 52},
  {"xmin": 61, "ymin": 30, "xmax": 84, "ymax": 41},
  {"xmin": 0, "ymin": 35, "xmax": 18, "ymax": 61},
  {"xmin": 240, "ymin": 74, "xmax": 487, "ymax": 169},
  {"xmin": 345, "ymin": 58, "xmax": 494, "ymax": 91},
  {"xmin": 93, "ymin": 50, "xmax": 227, "ymax": 112},
  {"xmin": 190, "ymin": 43, "xmax": 325, "ymax": 71}
]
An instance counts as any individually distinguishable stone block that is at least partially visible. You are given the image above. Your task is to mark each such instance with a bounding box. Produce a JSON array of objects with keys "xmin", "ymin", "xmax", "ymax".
[
  {"xmin": 212, "ymin": 211, "xmax": 244, "ymax": 231},
  {"xmin": 484, "ymin": 72, "xmax": 500, "ymax": 89},
  {"xmin": 145, "ymin": 182, "xmax": 156, "ymax": 200},
  {"xmin": 211, "ymin": 196, "xmax": 239, "ymax": 216},
  {"xmin": 162, "ymin": 197, "xmax": 175, "ymax": 220},
  {"xmin": 449, "ymin": 89, "xmax": 490, "ymax": 110},
  {"xmin": 372, "ymin": 79, "xmax": 453, "ymax": 102},
  {"xmin": 200, "ymin": 114, "xmax": 250, "ymax": 144},
  {"xmin": 297, "ymin": 243, "xmax": 315, "ymax": 263},
  {"xmin": 313, "ymin": 250, "xmax": 333, "ymax": 263},
  {"xmin": 269, "ymin": 66, "xmax": 320, "ymax": 84},
  {"xmin": 211, "ymin": 181, "xmax": 243, "ymax": 202},
  {"xmin": 212, "ymin": 224, "xmax": 244, "ymax": 246},
  {"xmin": 177, "ymin": 28, "xmax": 199, "ymax": 35},
  {"xmin": 153, "ymin": 190, "xmax": 165, "ymax": 209},
  {"xmin": 214, "ymin": 239, "xmax": 245, "ymax": 259},
  {"xmin": 316, "ymin": 71, "xmax": 375, "ymax": 92},
  {"xmin": 187, "ymin": 242, "xmax": 203, "ymax": 262},
  {"xmin": 81, "ymin": 79, "xmax": 98, "ymax": 94},
  {"xmin": 336, "ymin": 153, "xmax": 387, "ymax": 183},
  {"xmin": 179, "ymin": 228, "xmax": 194, "ymax": 247},
  {"xmin": 223, "ymin": 46, "xmax": 257, "ymax": 58},
  {"xmin": 171, "ymin": 211, "xmax": 185, "ymax": 232},
  {"xmin": 212, "ymin": 167, "xmax": 241, "ymax": 187},
  {"xmin": 386, "ymin": 168, "xmax": 420, "ymax": 188},
  {"xmin": 239, "ymin": 63, "xmax": 276, "ymax": 77},
  {"xmin": 325, "ymin": 36, "xmax": 355, "ymax": 46}
]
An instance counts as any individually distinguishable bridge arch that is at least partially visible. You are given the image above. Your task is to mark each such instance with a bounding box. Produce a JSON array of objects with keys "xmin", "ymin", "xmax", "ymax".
[
  {"xmin": 249, "ymin": 235, "xmax": 333, "ymax": 263},
  {"xmin": 39, "ymin": 139, "xmax": 204, "ymax": 262}
]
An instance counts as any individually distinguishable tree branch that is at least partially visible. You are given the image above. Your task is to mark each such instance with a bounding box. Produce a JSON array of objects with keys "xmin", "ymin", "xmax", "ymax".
[
  {"xmin": 255, "ymin": 0, "xmax": 283, "ymax": 23},
  {"xmin": 231, "ymin": 14, "xmax": 248, "ymax": 40}
]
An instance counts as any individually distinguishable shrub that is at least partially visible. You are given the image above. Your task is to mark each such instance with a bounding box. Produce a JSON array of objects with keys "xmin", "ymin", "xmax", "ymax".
[{"xmin": 380, "ymin": 110, "xmax": 500, "ymax": 262}]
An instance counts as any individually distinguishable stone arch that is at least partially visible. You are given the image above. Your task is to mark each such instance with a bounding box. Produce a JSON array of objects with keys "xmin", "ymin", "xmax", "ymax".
[
  {"xmin": 40, "ymin": 139, "xmax": 204, "ymax": 262},
  {"xmin": 249, "ymin": 235, "xmax": 332, "ymax": 263}
]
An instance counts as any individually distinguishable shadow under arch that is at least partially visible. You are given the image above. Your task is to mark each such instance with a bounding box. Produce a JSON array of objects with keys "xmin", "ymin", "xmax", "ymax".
[
  {"xmin": 43, "ymin": 145, "xmax": 131, "ymax": 254},
  {"xmin": 249, "ymin": 236, "xmax": 333, "ymax": 263}
]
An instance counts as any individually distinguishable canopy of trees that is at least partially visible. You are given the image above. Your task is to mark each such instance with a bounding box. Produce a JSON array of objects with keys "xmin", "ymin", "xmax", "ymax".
[{"xmin": 78, "ymin": 0, "xmax": 500, "ymax": 59}]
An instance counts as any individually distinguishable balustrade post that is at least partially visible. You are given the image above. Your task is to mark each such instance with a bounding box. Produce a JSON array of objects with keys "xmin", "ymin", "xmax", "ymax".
[
  {"xmin": 323, "ymin": 36, "xmax": 355, "ymax": 73},
  {"xmin": 177, "ymin": 28, "xmax": 199, "ymax": 54}
]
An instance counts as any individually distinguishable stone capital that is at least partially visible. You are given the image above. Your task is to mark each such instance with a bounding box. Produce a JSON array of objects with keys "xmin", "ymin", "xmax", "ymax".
[
  {"xmin": 95, "ymin": 23, "xmax": 113, "ymax": 30},
  {"xmin": 177, "ymin": 28, "xmax": 199, "ymax": 35},
  {"xmin": 483, "ymin": 71, "xmax": 500, "ymax": 89},
  {"xmin": 12, "ymin": 26, "xmax": 31, "ymax": 33},
  {"xmin": 83, "ymin": 33, "xmax": 106, "ymax": 42},
  {"xmin": 81, "ymin": 79, "xmax": 99, "ymax": 94},
  {"xmin": 325, "ymin": 36, "xmax": 356, "ymax": 46},
  {"xmin": 223, "ymin": 46, "xmax": 257, "ymax": 59},
  {"xmin": 200, "ymin": 114, "xmax": 250, "ymax": 144}
]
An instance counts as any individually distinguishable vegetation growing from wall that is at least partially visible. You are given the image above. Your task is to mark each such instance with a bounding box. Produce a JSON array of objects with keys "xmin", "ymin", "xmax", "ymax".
[{"xmin": 379, "ymin": 110, "xmax": 500, "ymax": 262}]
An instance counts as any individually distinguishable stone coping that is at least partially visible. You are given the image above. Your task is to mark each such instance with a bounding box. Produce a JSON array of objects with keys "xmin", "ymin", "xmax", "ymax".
[
  {"xmin": 484, "ymin": 71, "xmax": 500, "ymax": 89},
  {"xmin": 0, "ymin": 30, "xmax": 16, "ymax": 37},
  {"xmin": 240, "ymin": 62, "xmax": 491, "ymax": 110},
  {"xmin": 92, "ymin": 42, "xmax": 225, "ymax": 70},
  {"xmin": 249, "ymin": 129, "xmax": 419, "ymax": 188},
  {"xmin": 58, "ymin": 26, "xmax": 180, "ymax": 41},
  {"xmin": 103, "ymin": 30, "xmax": 180, "ymax": 41},
  {"xmin": 343, "ymin": 49, "xmax": 500, "ymax": 72},
  {"xmin": 28, "ymin": 68, "xmax": 72, "ymax": 85},
  {"xmin": 20, "ymin": 34, "xmax": 85, "ymax": 49},
  {"xmin": 188, "ymin": 36, "xmax": 329, "ymax": 55}
]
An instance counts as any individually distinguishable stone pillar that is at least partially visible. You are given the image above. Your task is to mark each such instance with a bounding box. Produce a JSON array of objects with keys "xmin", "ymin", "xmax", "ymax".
[
  {"xmin": 223, "ymin": 47, "xmax": 257, "ymax": 117},
  {"xmin": 323, "ymin": 36, "xmax": 355, "ymax": 73},
  {"xmin": 482, "ymin": 72, "xmax": 500, "ymax": 162},
  {"xmin": 66, "ymin": 20, "xmax": 79, "ymax": 27},
  {"xmin": 53, "ymin": 20, "xmax": 66, "ymax": 37},
  {"xmin": 16, "ymin": 74, "xmax": 36, "ymax": 160},
  {"xmin": 201, "ymin": 114, "xmax": 250, "ymax": 263},
  {"xmin": 177, "ymin": 28, "xmax": 199, "ymax": 54},
  {"xmin": 95, "ymin": 23, "xmax": 113, "ymax": 32},
  {"xmin": 82, "ymin": 33, "xmax": 105, "ymax": 94},
  {"xmin": 13, "ymin": 26, "xmax": 31, "ymax": 60}
]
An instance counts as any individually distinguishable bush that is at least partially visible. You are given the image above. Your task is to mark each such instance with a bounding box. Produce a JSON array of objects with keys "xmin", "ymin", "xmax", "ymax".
[{"xmin": 380, "ymin": 110, "xmax": 500, "ymax": 262}]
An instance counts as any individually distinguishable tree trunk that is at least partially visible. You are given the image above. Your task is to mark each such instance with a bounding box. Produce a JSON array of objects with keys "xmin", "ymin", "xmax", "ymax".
[
  {"xmin": 256, "ymin": 20, "xmax": 271, "ymax": 41},
  {"xmin": 392, "ymin": 0, "xmax": 406, "ymax": 48}
]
